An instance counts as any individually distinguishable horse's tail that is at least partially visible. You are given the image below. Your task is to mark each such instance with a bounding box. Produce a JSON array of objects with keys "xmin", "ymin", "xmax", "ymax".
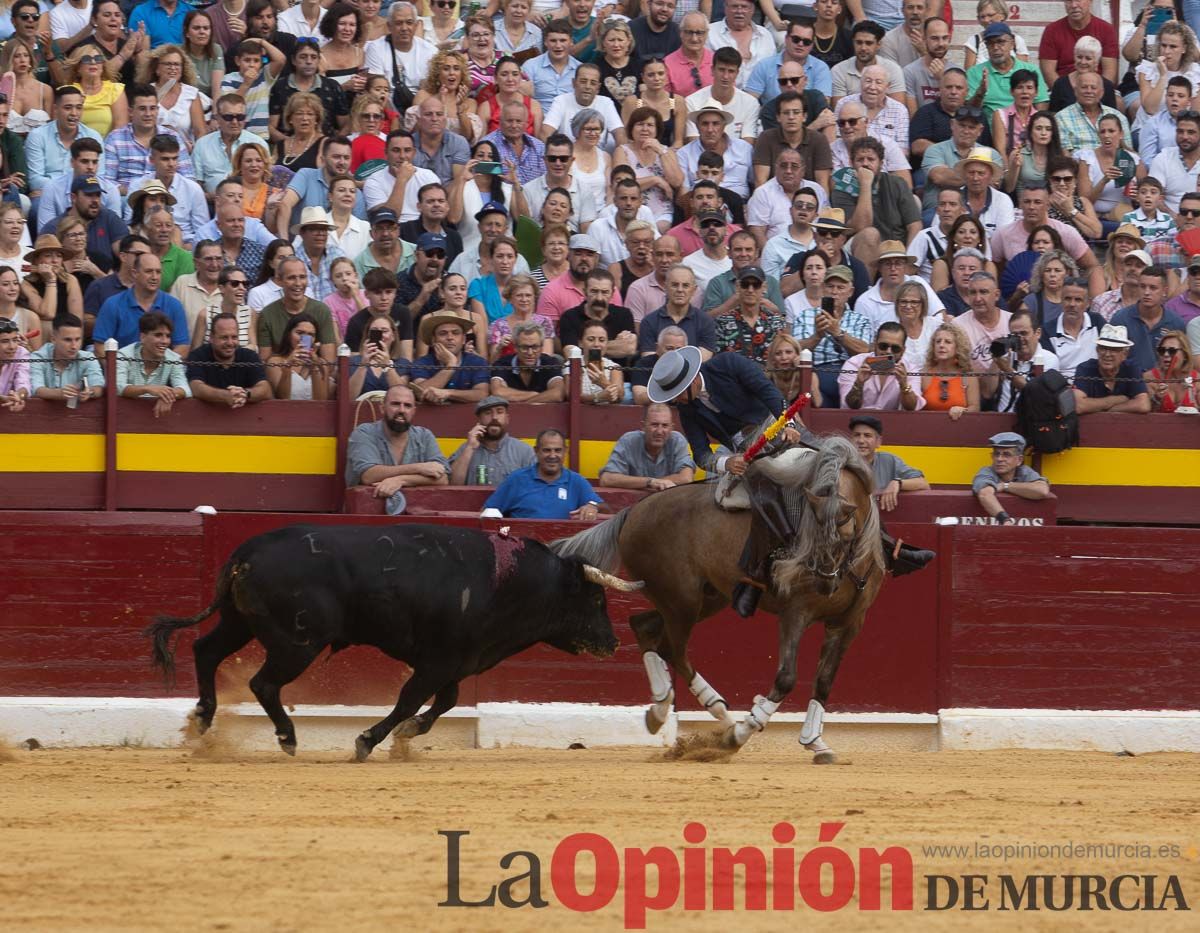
[
  {"xmin": 142, "ymin": 560, "xmax": 233, "ymax": 685},
  {"xmin": 549, "ymin": 508, "xmax": 630, "ymax": 574}
]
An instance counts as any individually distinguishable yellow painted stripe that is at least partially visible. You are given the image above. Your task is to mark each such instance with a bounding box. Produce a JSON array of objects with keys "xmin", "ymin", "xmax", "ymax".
[
  {"xmin": 883, "ymin": 445, "xmax": 990, "ymax": 486},
  {"xmin": 0, "ymin": 433, "xmax": 105, "ymax": 472},
  {"xmin": 1041, "ymin": 447, "xmax": 1200, "ymax": 487},
  {"xmin": 117, "ymin": 434, "xmax": 336, "ymax": 474}
]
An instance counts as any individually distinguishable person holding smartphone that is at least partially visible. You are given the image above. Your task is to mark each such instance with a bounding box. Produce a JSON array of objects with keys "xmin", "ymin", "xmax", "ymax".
[
  {"xmin": 572, "ymin": 319, "xmax": 623, "ymax": 405},
  {"xmin": 264, "ymin": 311, "xmax": 332, "ymax": 399},
  {"xmin": 837, "ymin": 321, "xmax": 925, "ymax": 411}
]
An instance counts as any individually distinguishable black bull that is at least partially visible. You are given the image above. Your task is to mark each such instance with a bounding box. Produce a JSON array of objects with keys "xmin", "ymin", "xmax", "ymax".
[{"xmin": 144, "ymin": 523, "xmax": 641, "ymax": 760}]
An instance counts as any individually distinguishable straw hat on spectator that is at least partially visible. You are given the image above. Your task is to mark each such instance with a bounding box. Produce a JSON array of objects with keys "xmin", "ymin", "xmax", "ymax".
[
  {"xmin": 1107, "ymin": 224, "xmax": 1146, "ymax": 250},
  {"xmin": 955, "ymin": 147, "xmax": 1004, "ymax": 181},
  {"xmin": 419, "ymin": 311, "xmax": 474, "ymax": 347},
  {"xmin": 876, "ymin": 241, "xmax": 918, "ymax": 267},
  {"xmin": 26, "ymin": 234, "xmax": 65, "ymax": 263},
  {"xmin": 1096, "ymin": 324, "xmax": 1134, "ymax": 349},
  {"xmin": 128, "ymin": 178, "xmax": 177, "ymax": 213}
]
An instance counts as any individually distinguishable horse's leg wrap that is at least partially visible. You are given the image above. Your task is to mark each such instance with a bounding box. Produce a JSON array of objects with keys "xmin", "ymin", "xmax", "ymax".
[
  {"xmin": 733, "ymin": 694, "xmax": 780, "ymax": 746},
  {"xmin": 689, "ymin": 671, "xmax": 734, "ymax": 727},
  {"xmin": 798, "ymin": 699, "xmax": 825, "ymax": 746},
  {"xmin": 642, "ymin": 651, "xmax": 672, "ymax": 702}
]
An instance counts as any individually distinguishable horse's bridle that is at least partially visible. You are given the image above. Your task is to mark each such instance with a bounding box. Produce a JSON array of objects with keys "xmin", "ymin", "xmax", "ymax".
[{"xmin": 806, "ymin": 506, "xmax": 873, "ymax": 593}]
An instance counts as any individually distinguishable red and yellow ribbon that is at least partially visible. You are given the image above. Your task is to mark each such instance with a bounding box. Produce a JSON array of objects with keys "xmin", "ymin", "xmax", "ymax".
[{"xmin": 744, "ymin": 393, "xmax": 812, "ymax": 463}]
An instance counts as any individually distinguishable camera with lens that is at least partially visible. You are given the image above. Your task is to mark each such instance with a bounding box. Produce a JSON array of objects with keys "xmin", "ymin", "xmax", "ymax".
[{"xmin": 990, "ymin": 335, "xmax": 1022, "ymax": 357}]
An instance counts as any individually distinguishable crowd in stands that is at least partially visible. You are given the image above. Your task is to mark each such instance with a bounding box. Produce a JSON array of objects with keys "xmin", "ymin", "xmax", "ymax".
[{"xmin": 3, "ymin": 0, "xmax": 1200, "ymax": 426}]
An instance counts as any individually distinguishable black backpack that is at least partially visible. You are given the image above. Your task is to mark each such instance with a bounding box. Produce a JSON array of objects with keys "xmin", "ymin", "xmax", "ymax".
[{"xmin": 1015, "ymin": 370, "xmax": 1079, "ymax": 454}]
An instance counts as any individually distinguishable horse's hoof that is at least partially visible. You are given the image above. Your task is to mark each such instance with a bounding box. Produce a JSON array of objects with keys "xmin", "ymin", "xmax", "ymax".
[
  {"xmin": 721, "ymin": 726, "xmax": 743, "ymax": 750},
  {"xmin": 278, "ymin": 740, "xmax": 297, "ymax": 757},
  {"xmin": 812, "ymin": 750, "xmax": 837, "ymax": 765},
  {"xmin": 394, "ymin": 718, "xmax": 421, "ymax": 739},
  {"xmin": 354, "ymin": 735, "xmax": 373, "ymax": 762},
  {"xmin": 645, "ymin": 708, "xmax": 665, "ymax": 735}
]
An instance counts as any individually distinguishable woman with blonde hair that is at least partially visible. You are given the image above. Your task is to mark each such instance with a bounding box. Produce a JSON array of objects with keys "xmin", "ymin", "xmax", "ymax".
[
  {"xmin": 1101, "ymin": 224, "xmax": 1145, "ymax": 292},
  {"xmin": 274, "ymin": 92, "xmax": 326, "ymax": 170},
  {"xmin": 766, "ymin": 332, "xmax": 823, "ymax": 406},
  {"xmin": 136, "ymin": 44, "xmax": 206, "ymax": 147},
  {"xmin": 68, "ymin": 44, "xmax": 127, "ymax": 137},
  {"xmin": 1018, "ymin": 249, "xmax": 1079, "ymax": 325},
  {"xmin": 920, "ymin": 322, "xmax": 979, "ymax": 420},
  {"xmin": 348, "ymin": 94, "xmax": 388, "ymax": 170},
  {"xmin": 0, "ymin": 38, "xmax": 50, "ymax": 136},
  {"xmin": 413, "ymin": 48, "xmax": 480, "ymax": 142},
  {"xmin": 1135, "ymin": 20, "xmax": 1200, "ymax": 119},
  {"xmin": 595, "ymin": 18, "xmax": 641, "ymax": 106},
  {"xmin": 489, "ymin": 273, "xmax": 555, "ymax": 360},
  {"xmin": 494, "ymin": 0, "xmax": 542, "ymax": 55},
  {"xmin": 1144, "ymin": 329, "xmax": 1199, "ymax": 412},
  {"xmin": 0, "ymin": 203, "xmax": 27, "ymax": 280},
  {"xmin": 232, "ymin": 142, "xmax": 276, "ymax": 221}
]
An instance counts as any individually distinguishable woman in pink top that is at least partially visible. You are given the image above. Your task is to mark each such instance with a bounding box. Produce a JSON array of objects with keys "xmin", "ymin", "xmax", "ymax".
[{"xmin": 0, "ymin": 318, "xmax": 31, "ymax": 411}]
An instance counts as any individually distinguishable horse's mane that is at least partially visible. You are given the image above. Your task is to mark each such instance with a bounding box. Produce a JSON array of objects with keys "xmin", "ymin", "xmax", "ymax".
[{"xmin": 772, "ymin": 434, "xmax": 884, "ymax": 597}]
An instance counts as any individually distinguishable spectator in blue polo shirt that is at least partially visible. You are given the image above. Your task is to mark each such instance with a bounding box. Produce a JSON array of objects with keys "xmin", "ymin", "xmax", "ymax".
[
  {"xmin": 410, "ymin": 310, "xmax": 490, "ymax": 405},
  {"xmin": 483, "ymin": 428, "xmax": 603, "ymax": 521},
  {"xmin": 1072, "ymin": 324, "xmax": 1152, "ymax": 414},
  {"xmin": 130, "ymin": 0, "xmax": 192, "ymax": 50},
  {"xmin": 92, "ymin": 252, "xmax": 189, "ymax": 354},
  {"xmin": 44, "ymin": 175, "xmax": 129, "ymax": 274}
]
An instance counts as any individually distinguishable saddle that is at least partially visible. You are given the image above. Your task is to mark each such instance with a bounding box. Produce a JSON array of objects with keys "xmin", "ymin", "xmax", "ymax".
[{"xmin": 716, "ymin": 447, "xmax": 819, "ymax": 512}]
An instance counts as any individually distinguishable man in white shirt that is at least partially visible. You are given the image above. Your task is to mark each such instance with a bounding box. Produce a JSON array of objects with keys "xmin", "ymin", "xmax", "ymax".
[
  {"xmin": 363, "ymin": 2, "xmax": 436, "ymax": 95},
  {"xmin": 521, "ymin": 134, "xmax": 599, "ymax": 231},
  {"xmin": 760, "ymin": 186, "xmax": 819, "ymax": 279},
  {"xmin": 50, "ymin": 0, "xmax": 91, "ymax": 40},
  {"xmin": 1148, "ymin": 112, "xmax": 1200, "ymax": 212},
  {"xmin": 705, "ymin": 0, "xmax": 777, "ymax": 90},
  {"xmin": 746, "ymin": 148, "xmax": 827, "ymax": 248},
  {"xmin": 685, "ymin": 47, "xmax": 760, "ymax": 142},
  {"xmin": 908, "ymin": 188, "xmax": 969, "ymax": 280},
  {"xmin": 588, "ymin": 178, "xmax": 656, "ymax": 267},
  {"xmin": 1046, "ymin": 277, "xmax": 1103, "ymax": 379},
  {"xmin": 677, "ymin": 105, "xmax": 755, "ymax": 199},
  {"xmin": 831, "ymin": 21, "xmax": 906, "ymax": 106},
  {"xmin": 990, "ymin": 308, "xmax": 1061, "ymax": 412},
  {"xmin": 363, "ymin": 130, "xmax": 440, "ymax": 222},
  {"xmin": 682, "ymin": 211, "xmax": 732, "ymax": 301},
  {"xmin": 853, "ymin": 243, "xmax": 945, "ymax": 329},
  {"xmin": 276, "ymin": 0, "xmax": 326, "ymax": 39},
  {"xmin": 541, "ymin": 63, "xmax": 626, "ymax": 150}
]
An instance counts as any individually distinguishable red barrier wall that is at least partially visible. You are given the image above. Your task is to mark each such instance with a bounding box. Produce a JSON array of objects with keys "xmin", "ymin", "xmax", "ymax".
[{"xmin": 3, "ymin": 513, "xmax": 1198, "ymax": 714}]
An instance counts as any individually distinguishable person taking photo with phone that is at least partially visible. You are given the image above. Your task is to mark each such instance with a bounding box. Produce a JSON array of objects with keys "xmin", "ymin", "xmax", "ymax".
[{"xmin": 837, "ymin": 321, "xmax": 925, "ymax": 410}]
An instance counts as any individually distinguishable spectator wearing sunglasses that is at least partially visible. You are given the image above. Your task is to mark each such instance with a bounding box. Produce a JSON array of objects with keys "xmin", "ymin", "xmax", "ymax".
[
  {"xmin": 66, "ymin": 44, "xmax": 128, "ymax": 138},
  {"xmin": 838, "ymin": 321, "xmax": 924, "ymax": 411},
  {"xmin": 1144, "ymin": 329, "xmax": 1199, "ymax": 412},
  {"xmin": 4, "ymin": 0, "xmax": 53, "ymax": 86},
  {"xmin": 192, "ymin": 94, "xmax": 261, "ymax": 195},
  {"xmin": 754, "ymin": 60, "xmax": 835, "ymax": 139},
  {"xmin": 745, "ymin": 18, "xmax": 832, "ymax": 105}
]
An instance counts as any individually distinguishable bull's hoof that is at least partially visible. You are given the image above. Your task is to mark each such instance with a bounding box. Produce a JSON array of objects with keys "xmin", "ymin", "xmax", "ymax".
[
  {"xmin": 812, "ymin": 750, "xmax": 837, "ymax": 765},
  {"xmin": 394, "ymin": 717, "xmax": 421, "ymax": 739},
  {"xmin": 354, "ymin": 734, "xmax": 374, "ymax": 762},
  {"xmin": 278, "ymin": 740, "xmax": 297, "ymax": 757},
  {"xmin": 190, "ymin": 707, "xmax": 213, "ymax": 735}
]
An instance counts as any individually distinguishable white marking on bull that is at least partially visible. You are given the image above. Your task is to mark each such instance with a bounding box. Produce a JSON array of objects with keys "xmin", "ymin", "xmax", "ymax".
[
  {"xmin": 461, "ymin": 587, "xmax": 470, "ymax": 613},
  {"xmin": 302, "ymin": 532, "xmax": 322, "ymax": 554},
  {"xmin": 377, "ymin": 534, "xmax": 397, "ymax": 572}
]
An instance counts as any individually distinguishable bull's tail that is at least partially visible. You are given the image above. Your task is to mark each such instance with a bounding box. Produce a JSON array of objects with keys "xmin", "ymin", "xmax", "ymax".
[
  {"xmin": 142, "ymin": 561, "xmax": 234, "ymax": 684},
  {"xmin": 549, "ymin": 509, "xmax": 629, "ymax": 574}
]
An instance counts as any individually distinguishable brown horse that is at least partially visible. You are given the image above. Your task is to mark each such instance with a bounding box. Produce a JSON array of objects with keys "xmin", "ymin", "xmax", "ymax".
[{"xmin": 552, "ymin": 436, "xmax": 884, "ymax": 762}]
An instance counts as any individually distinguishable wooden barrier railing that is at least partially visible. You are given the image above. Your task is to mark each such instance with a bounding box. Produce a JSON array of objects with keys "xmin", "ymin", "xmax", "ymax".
[{"xmin": 0, "ymin": 347, "xmax": 1196, "ymax": 523}]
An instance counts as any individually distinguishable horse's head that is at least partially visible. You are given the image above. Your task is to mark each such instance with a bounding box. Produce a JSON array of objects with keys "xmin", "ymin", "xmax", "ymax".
[{"xmin": 803, "ymin": 488, "xmax": 860, "ymax": 595}]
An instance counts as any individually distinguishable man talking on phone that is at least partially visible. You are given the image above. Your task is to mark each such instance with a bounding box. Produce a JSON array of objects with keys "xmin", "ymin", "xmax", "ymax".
[
  {"xmin": 448, "ymin": 396, "xmax": 535, "ymax": 486},
  {"xmin": 837, "ymin": 322, "xmax": 925, "ymax": 410}
]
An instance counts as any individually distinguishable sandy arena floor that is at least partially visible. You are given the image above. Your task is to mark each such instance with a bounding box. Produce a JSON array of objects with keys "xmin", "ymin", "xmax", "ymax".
[{"xmin": 1, "ymin": 737, "xmax": 1197, "ymax": 932}]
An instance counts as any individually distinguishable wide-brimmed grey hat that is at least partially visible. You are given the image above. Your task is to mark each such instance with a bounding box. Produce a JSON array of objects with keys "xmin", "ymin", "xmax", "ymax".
[{"xmin": 647, "ymin": 346, "xmax": 703, "ymax": 404}]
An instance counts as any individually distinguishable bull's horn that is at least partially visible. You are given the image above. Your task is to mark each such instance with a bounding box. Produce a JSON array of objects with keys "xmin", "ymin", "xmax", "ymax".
[{"xmin": 583, "ymin": 565, "xmax": 645, "ymax": 592}]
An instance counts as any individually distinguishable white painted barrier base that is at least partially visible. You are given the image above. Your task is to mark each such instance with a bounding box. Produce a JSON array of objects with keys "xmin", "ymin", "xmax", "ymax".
[
  {"xmin": 1, "ymin": 699, "xmax": 1196, "ymax": 754},
  {"xmin": 939, "ymin": 708, "xmax": 1200, "ymax": 754}
]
